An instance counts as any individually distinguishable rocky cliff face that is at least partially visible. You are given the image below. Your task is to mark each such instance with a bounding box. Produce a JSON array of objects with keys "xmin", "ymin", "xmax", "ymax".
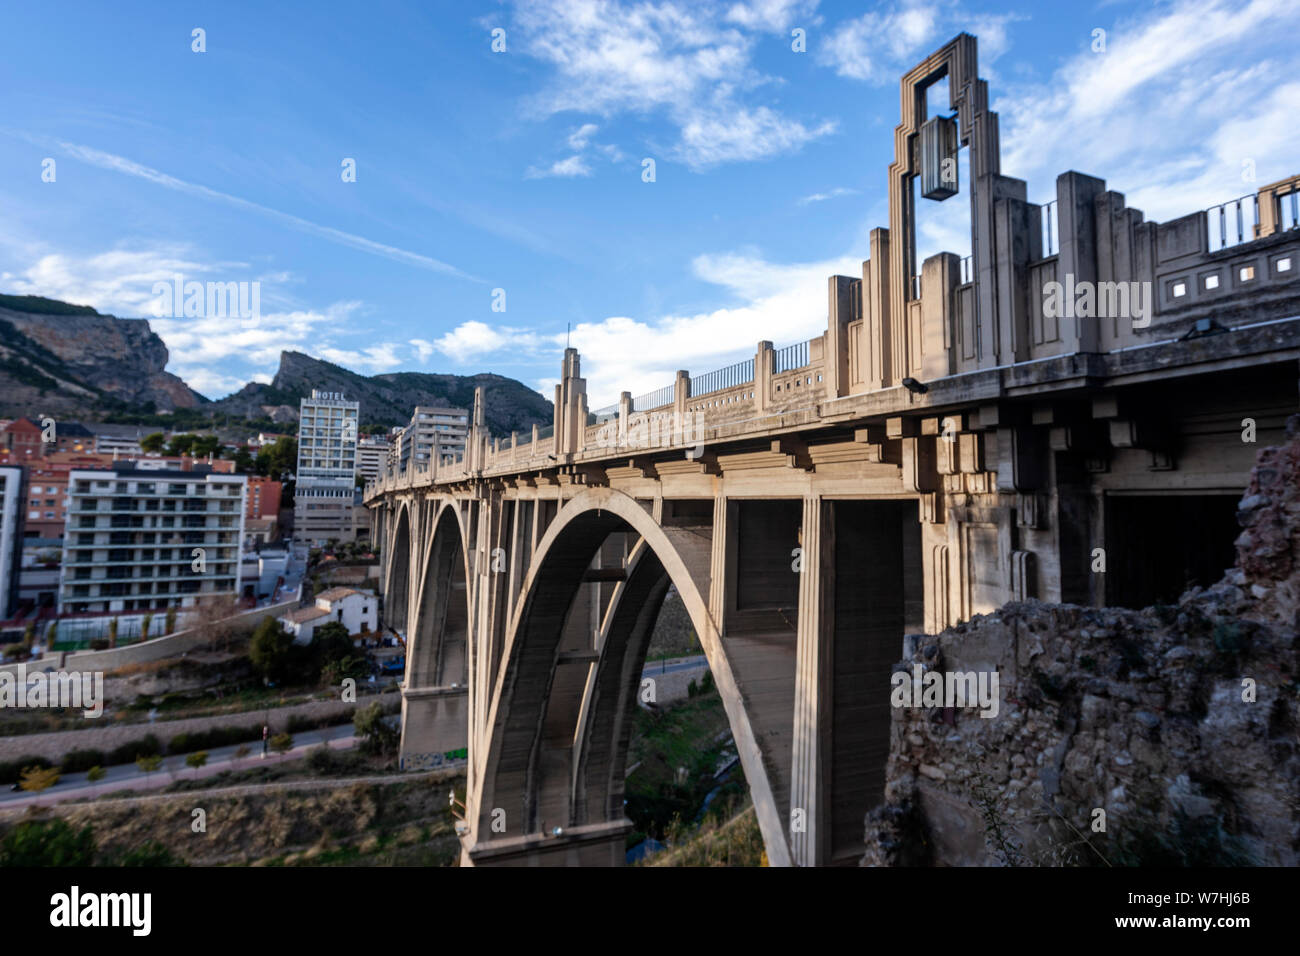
[
  {"xmin": 0, "ymin": 296, "xmax": 204, "ymax": 417},
  {"xmin": 863, "ymin": 417, "xmax": 1300, "ymax": 867}
]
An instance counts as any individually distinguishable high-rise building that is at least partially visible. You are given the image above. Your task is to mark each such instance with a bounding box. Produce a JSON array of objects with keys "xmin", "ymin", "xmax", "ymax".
[
  {"xmin": 58, "ymin": 467, "xmax": 247, "ymax": 614},
  {"xmin": 293, "ymin": 389, "xmax": 359, "ymax": 546},
  {"xmin": 0, "ymin": 466, "xmax": 27, "ymax": 618}
]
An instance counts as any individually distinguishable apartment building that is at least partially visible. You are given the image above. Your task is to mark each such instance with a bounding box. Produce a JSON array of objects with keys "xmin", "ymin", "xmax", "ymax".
[
  {"xmin": 245, "ymin": 475, "xmax": 282, "ymax": 520},
  {"xmin": 392, "ymin": 406, "xmax": 469, "ymax": 473},
  {"xmin": 294, "ymin": 390, "xmax": 359, "ymax": 546},
  {"xmin": 355, "ymin": 433, "xmax": 391, "ymax": 482},
  {"xmin": 58, "ymin": 467, "xmax": 247, "ymax": 614},
  {"xmin": 0, "ymin": 466, "xmax": 26, "ymax": 618}
]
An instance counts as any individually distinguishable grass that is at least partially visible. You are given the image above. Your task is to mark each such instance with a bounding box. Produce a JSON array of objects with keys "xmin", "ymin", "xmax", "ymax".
[{"xmin": 644, "ymin": 804, "xmax": 766, "ymax": 867}]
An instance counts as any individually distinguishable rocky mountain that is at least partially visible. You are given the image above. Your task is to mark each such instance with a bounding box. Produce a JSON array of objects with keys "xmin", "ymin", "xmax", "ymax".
[
  {"xmin": 0, "ymin": 294, "xmax": 206, "ymax": 417},
  {"xmin": 0, "ymin": 294, "xmax": 553, "ymax": 437},
  {"xmin": 213, "ymin": 350, "xmax": 554, "ymax": 435}
]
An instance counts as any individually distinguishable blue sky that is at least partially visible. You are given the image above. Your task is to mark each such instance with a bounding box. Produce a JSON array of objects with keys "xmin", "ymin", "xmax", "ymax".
[{"xmin": 1, "ymin": 0, "xmax": 1297, "ymax": 407}]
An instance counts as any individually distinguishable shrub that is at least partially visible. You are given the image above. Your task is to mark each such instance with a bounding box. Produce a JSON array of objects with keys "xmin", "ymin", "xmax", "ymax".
[
  {"xmin": 89, "ymin": 639, "xmax": 110, "ymax": 651},
  {"xmin": 354, "ymin": 701, "xmax": 399, "ymax": 756},
  {"xmin": 109, "ymin": 734, "xmax": 162, "ymax": 766},
  {"xmin": 0, "ymin": 756, "xmax": 54, "ymax": 786},
  {"xmin": 60, "ymin": 749, "xmax": 108, "ymax": 774},
  {"xmin": 167, "ymin": 723, "xmax": 262, "ymax": 755},
  {"xmin": 0, "ymin": 819, "xmax": 95, "ymax": 867}
]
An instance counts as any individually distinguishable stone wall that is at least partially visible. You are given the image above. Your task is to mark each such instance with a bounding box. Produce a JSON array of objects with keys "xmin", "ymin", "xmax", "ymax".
[{"xmin": 863, "ymin": 418, "xmax": 1300, "ymax": 867}]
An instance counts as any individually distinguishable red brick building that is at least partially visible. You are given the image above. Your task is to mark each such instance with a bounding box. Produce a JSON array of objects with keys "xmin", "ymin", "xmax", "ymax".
[{"xmin": 246, "ymin": 475, "xmax": 282, "ymax": 520}]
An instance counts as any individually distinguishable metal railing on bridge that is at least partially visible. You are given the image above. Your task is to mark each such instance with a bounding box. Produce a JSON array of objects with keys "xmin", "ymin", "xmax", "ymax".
[
  {"xmin": 689, "ymin": 358, "xmax": 754, "ymax": 397},
  {"xmin": 1040, "ymin": 199, "xmax": 1059, "ymax": 257},
  {"xmin": 588, "ymin": 402, "xmax": 620, "ymax": 424},
  {"xmin": 631, "ymin": 384, "xmax": 675, "ymax": 411},
  {"xmin": 773, "ymin": 340, "xmax": 810, "ymax": 374},
  {"xmin": 1207, "ymin": 192, "xmax": 1261, "ymax": 253}
]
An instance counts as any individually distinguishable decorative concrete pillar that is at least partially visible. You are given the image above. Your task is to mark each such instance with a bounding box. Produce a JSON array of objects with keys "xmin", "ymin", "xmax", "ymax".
[
  {"xmin": 791, "ymin": 496, "xmax": 832, "ymax": 867},
  {"xmin": 755, "ymin": 341, "xmax": 774, "ymax": 412}
]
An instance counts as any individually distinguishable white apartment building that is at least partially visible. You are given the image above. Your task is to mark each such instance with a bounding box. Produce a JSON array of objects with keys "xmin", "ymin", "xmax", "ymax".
[
  {"xmin": 59, "ymin": 468, "xmax": 247, "ymax": 614},
  {"xmin": 394, "ymin": 406, "xmax": 469, "ymax": 473},
  {"xmin": 355, "ymin": 433, "xmax": 391, "ymax": 481},
  {"xmin": 294, "ymin": 390, "xmax": 360, "ymax": 546}
]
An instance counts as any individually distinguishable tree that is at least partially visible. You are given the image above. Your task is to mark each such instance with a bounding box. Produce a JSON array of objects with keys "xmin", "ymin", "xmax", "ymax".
[
  {"xmin": 135, "ymin": 753, "xmax": 163, "ymax": 782},
  {"xmin": 140, "ymin": 432, "xmax": 167, "ymax": 454},
  {"xmin": 107, "ymin": 617, "xmax": 118, "ymax": 649},
  {"xmin": 165, "ymin": 433, "xmax": 195, "ymax": 457},
  {"xmin": 191, "ymin": 434, "xmax": 222, "ymax": 458},
  {"xmin": 268, "ymin": 732, "xmax": 293, "ymax": 756},
  {"xmin": 354, "ymin": 702, "xmax": 399, "ymax": 756},
  {"xmin": 19, "ymin": 765, "xmax": 60, "ymax": 792},
  {"xmin": 255, "ymin": 437, "xmax": 297, "ymax": 479},
  {"xmin": 231, "ymin": 448, "xmax": 255, "ymax": 474},
  {"xmin": 46, "ymin": 620, "xmax": 56, "ymax": 646},
  {"xmin": 165, "ymin": 607, "xmax": 177, "ymax": 635},
  {"xmin": 0, "ymin": 819, "xmax": 95, "ymax": 867},
  {"xmin": 22, "ymin": 622, "xmax": 34, "ymax": 651},
  {"xmin": 140, "ymin": 613, "xmax": 152, "ymax": 641},
  {"xmin": 185, "ymin": 751, "xmax": 209, "ymax": 777},
  {"xmin": 249, "ymin": 618, "xmax": 294, "ymax": 683},
  {"xmin": 86, "ymin": 765, "xmax": 106, "ymax": 795}
]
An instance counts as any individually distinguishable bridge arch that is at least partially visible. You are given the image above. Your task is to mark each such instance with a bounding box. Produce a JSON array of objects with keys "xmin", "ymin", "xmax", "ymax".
[
  {"xmin": 383, "ymin": 502, "xmax": 413, "ymax": 634},
  {"xmin": 407, "ymin": 501, "xmax": 470, "ymax": 689},
  {"xmin": 468, "ymin": 487, "xmax": 790, "ymax": 866},
  {"xmin": 395, "ymin": 497, "xmax": 472, "ymax": 771}
]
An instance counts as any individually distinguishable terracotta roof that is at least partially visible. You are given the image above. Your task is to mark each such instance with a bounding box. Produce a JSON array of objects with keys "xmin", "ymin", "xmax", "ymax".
[
  {"xmin": 316, "ymin": 587, "xmax": 363, "ymax": 602},
  {"xmin": 282, "ymin": 606, "xmax": 329, "ymax": 624}
]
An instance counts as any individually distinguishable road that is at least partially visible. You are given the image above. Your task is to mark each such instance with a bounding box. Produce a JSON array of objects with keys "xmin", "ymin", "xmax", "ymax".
[
  {"xmin": 0, "ymin": 722, "xmax": 360, "ymax": 812},
  {"xmin": 643, "ymin": 654, "xmax": 708, "ymax": 676},
  {"xmin": 2, "ymin": 653, "xmax": 705, "ymax": 810}
]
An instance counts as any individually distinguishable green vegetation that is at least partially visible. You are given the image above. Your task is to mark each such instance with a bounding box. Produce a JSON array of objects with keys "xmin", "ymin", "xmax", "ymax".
[
  {"xmin": 0, "ymin": 293, "xmax": 99, "ymax": 315},
  {"xmin": 0, "ymin": 819, "xmax": 184, "ymax": 867},
  {"xmin": 355, "ymin": 701, "xmax": 399, "ymax": 756},
  {"xmin": 643, "ymin": 805, "xmax": 766, "ymax": 867},
  {"xmin": 623, "ymin": 677, "xmax": 743, "ymax": 847}
]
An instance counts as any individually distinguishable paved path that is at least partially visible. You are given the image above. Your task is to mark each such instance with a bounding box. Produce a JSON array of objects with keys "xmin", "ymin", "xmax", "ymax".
[{"xmin": 0, "ymin": 722, "xmax": 361, "ymax": 812}]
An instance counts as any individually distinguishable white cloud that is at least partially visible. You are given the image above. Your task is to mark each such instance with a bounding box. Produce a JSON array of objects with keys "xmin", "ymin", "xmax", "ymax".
[
  {"xmin": 432, "ymin": 321, "xmax": 543, "ymax": 363},
  {"xmin": 798, "ymin": 186, "xmax": 857, "ymax": 204},
  {"xmin": 567, "ymin": 122, "xmax": 600, "ymax": 149},
  {"xmin": 818, "ymin": 2, "xmax": 1020, "ymax": 84},
  {"xmin": 440, "ymin": 248, "xmax": 860, "ymax": 404},
  {"xmin": 510, "ymin": 0, "xmax": 836, "ymax": 170},
  {"xmin": 724, "ymin": 0, "xmax": 818, "ymax": 33},
  {"xmin": 410, "ymin": 338, "xmax": 437, "ymax": 362},
  {"xmin": 997, "ymin": 0, "xmax": 1300, "ymax": 218},
  {"xmin": 679, "ymin": 107, "xmax": 837, "ymax": 168},
  {"xmin": 526, "ymin": 155, "xmax": 593, "ymax": 179}
]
